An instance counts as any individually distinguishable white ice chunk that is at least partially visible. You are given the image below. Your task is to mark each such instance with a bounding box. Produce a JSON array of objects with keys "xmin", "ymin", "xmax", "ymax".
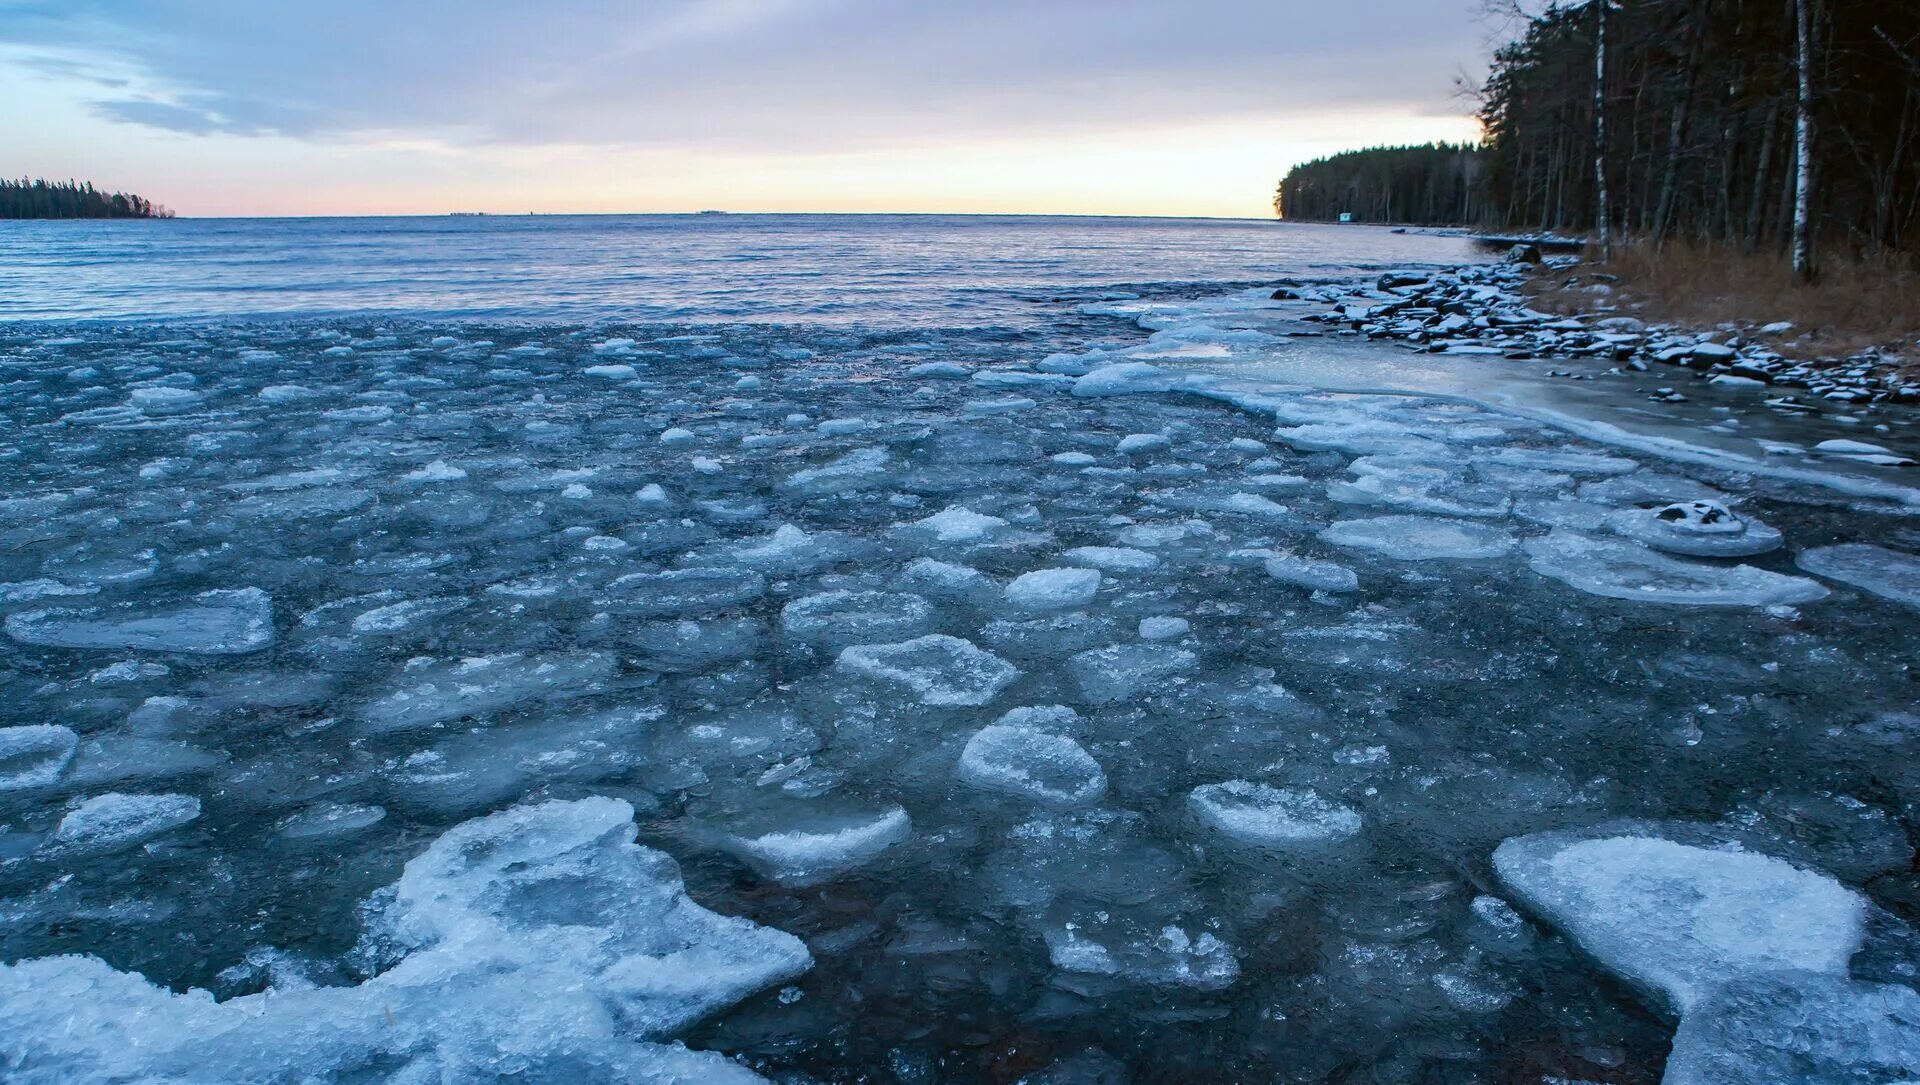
[
  {"xmin": 402, "ymin": 460, "xmax": 467, "ymax": 483},
  {"xmin": 0, "ymin": 798, "xmax": 808, "ymax": 1082},
  {"xmin": 52, "ymin": 792, "xmax": 201, "ymax": 852},
  {"xmin": 1320, "ymin": 516, "xmax": 1515, "ymax": 561},
  {"xmin": 895, "ymin": 558, "xmax": 998, "ymax": 602},
  {"xmin": 721, "ymin": 805, "xmax": 911, "ymax": 887},
  {"xmin": 1138, "ymin": 616, "xmax": 1190, "ymax": 641},
  {"xmin": 277, "ymin": 802, "xmax": 386, "ymax": 841},
  {"xmin": 1263, "ymin": 552, "xmax": 1359, "ymax": 592},
  {"xmin": 958, "ymin": 725, "xmax": 1106, "ymax": 807},
  {"xmin": 1493, "ymin": 828, "xmax": 1865, "ymax": 1015},
  {"xmin": 1795, "ymin": 544, "xmax": 1920, "ymax": 609},
  {"xmin": 1188, "ymin": 781, "xmax": 1362, "ymax": 851},
  {"xmin": 1116, "ymin": 433, "xmax": 1171, "ymax": 455},
  {"xmin": 1004, "ymin": 568, "xmax": 1102, "ymax": 611},
  {"xmin": 0, "ymin": 725, "xmax": 79, "ymax": 790},
  {"xmin": 910, "ymin": 506, "xmax": 1008, "ymax": 544},
  {"xmin": 6, "ymin": 588, "xmax": 275, "ymax": 655},
  {"xmin": 1060, "ymin": 546, "xmax": 1160, "ymax": 574},
  {"xmin": 838, "ymin": 635, "xmax": 1019, "ymax": 707},
  {"xmin": 1042, "ymin": 916, "xmax": 1238, "ymax": 990},
  {"xmin": 1072, "ymin": 362, "xmax": 1191, "ymax": 398},
  {"xmin": 1525, "ymin": 531, "xmax": 1828, "ymax": 607}
]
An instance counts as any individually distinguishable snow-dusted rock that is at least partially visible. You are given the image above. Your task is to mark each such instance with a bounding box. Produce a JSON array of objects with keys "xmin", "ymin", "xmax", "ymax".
[{"xmin": 1605, "ymin": 501, "xmax": 1782, "ymax": 557}]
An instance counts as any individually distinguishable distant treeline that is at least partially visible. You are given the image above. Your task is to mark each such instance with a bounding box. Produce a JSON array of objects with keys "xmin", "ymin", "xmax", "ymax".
[
  {"xmin": 1, "ymin": 178, "xmax": 173, "ymax": 219},
  {"xmin": 1274, "ymin": 144, "xmax": 1485, "ymax": 225},
  {"xmin": 1277, "ymin": 1, "xmax": 1920, "ymax": 266}
]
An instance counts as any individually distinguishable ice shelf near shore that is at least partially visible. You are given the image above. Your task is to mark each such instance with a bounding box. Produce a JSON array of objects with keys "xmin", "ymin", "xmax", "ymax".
[
  {"xmin": 1, "ymin": 293, "xmax": 1916, "ymax": 1081},
  {"xmin": 0, "ymin": 798, "xmax": 809, "ymax": 1082}
]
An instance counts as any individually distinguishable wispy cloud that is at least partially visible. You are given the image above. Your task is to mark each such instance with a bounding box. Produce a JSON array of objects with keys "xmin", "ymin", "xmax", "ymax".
[{"xmin": 0, "ymin": 0, "xmax": 1486, "ymax": 149}]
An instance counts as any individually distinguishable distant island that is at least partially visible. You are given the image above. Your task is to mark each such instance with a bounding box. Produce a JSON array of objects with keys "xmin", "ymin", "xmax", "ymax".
[{"xmin": 1, "ymin": 178, "xmax": 173, "ymax": 219}]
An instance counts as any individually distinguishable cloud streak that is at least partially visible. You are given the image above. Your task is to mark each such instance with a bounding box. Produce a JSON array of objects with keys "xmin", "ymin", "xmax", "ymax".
[{"xmin": 1, "ymin": 0, "xmax": 1485, "ymax": 150}]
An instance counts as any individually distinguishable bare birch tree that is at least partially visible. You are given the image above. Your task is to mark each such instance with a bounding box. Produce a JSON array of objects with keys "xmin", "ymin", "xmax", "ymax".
[{"xmin": 1792, "ymin": 0, "xmax": 1817, "ymax": 281}]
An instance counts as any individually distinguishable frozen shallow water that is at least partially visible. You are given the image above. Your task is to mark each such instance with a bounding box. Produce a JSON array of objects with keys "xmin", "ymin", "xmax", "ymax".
[{"xmin": 1, "ymin": 218, "xmax": 1918, "ymax": 1082}]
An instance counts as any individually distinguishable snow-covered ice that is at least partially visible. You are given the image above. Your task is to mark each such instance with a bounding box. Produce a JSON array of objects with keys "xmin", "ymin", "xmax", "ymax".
[
  {"xmin": 0, "ymin": 798, "xmax": 808, "ymax": 1082},
  {"xmin": 1493, "ymin": 827, "xmax": 1865, "ymax": 1015},
  {"xmin": 957, "ymin": 724, "xmax": 1107, "ymax": 807}
]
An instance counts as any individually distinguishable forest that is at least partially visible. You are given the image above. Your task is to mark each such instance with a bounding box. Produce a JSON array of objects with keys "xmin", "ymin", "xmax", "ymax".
[
  {"xmin": 1274, "ymin": 144, "xmax": 1484, "ymax": 226},
  {"xmin": 0, "ymin": 178, "xmax": 173, "ymax": 219},
  {"xmin": 1279, "ymin": 0, "xmax": 1920, "ymax": 269}
]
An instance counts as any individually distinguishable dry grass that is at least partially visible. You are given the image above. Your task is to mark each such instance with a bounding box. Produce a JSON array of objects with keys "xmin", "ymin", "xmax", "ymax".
[{"xmin": 1525, "ymin": 241, "xmax": 1920, "ymax": 372}]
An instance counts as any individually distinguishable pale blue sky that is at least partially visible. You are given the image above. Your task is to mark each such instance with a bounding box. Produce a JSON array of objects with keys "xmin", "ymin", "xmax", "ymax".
[{"xmin": 2, "ymin": 1, "xmax": 1488, "ymax": 216}]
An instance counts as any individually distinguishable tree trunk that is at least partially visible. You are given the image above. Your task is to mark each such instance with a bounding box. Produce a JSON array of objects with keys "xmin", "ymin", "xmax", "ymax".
[
  {"xmin": 1652, "ymin": 1, "xmax": 1710, "ymax": 246},
  {"xmin": 1792, "ymin": 0, "xmax": 1816, "ymax": 281},
  {"xmin": 1593, "ymin": 0, "xmax": 1612, "ymax": 256}
]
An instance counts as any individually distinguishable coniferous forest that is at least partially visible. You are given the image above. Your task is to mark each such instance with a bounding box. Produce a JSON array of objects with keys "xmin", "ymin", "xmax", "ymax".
[
  {"xmin": 1278, "ymin": 0, "xmax": 1920, "ymax": 268},
  {"xmin": 0, "ymin": 178, "xmax": 173, "ymax": 219},
  {"xmin": 1274, "ymin": 144, "xmax": 1484, "ymax": 226}
]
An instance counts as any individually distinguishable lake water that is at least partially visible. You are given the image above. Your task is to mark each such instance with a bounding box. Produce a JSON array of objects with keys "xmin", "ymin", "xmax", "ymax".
[
  {"xmin": 0, "ymin": 214, "xmax": 1484, "ymax": 325},
  {"xmin": 2, "ymin": 214, "xmax": 1917, "ymax": 1084}
]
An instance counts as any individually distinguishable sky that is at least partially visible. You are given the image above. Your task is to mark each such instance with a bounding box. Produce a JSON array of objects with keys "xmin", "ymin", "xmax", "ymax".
[{"xmin": 1, "ymin": 1, "xmax": 1490, "ymax": 218}]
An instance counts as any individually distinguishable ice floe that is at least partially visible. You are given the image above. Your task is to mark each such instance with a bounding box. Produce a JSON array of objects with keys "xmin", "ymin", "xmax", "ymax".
[
  {"xmin": 1320, "ymin": 516, "xmax": 1516, "ymax": 560},
  {"xmin": 1525, "ymin": 531, "xmax": 1829, "ymax": 607},
  {"xmin": 6, "ymin": 588, "xmax": 275, "ymax": 654},
  {"xmin": 957, "ymin": 724, "xmax": 1107, "ymax": 807},
  {"xmin": 1795, "ymin": 543, "xmax": 1920, "ymax": 608},
  {"xmin": 0, "ymin": 797, "xmax": 808, "ymax": 1082}
]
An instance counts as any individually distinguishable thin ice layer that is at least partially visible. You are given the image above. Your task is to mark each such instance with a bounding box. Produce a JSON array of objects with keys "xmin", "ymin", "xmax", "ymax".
[
  {"xmin": 6, "ymin": 588, "xmax": 275, "ymax": 654},
  {"xmin": 1795, "ymin": 543, "xmax": 1920, "ymax": 609}
]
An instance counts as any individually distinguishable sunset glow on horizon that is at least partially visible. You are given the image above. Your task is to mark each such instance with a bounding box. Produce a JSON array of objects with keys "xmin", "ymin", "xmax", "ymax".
[{"xmin": 3, "ymin": 1, "xmax": 1488, "ymax": 219}]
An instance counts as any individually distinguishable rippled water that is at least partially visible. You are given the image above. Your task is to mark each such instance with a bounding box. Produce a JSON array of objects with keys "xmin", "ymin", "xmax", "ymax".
[{"xmin": 0, "ymin": 214, "xmax": 1483, "ymax": 325}]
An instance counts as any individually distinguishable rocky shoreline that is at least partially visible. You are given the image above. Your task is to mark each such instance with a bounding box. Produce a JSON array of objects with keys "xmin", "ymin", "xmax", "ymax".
[{"xmin": 1275, "ymin": 250, "xmax": 1920, "ymax": 413}]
